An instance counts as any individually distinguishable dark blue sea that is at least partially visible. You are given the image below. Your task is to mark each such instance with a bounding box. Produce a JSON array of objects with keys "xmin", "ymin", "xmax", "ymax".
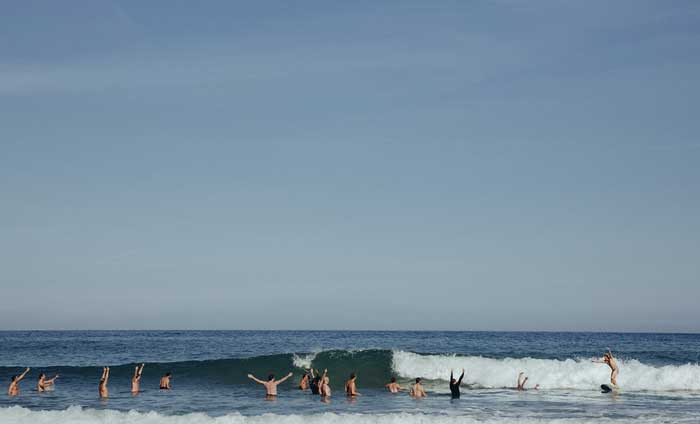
[{"xmin": 1, "ymin": 331, "xmax": 699, "ymax": 423}]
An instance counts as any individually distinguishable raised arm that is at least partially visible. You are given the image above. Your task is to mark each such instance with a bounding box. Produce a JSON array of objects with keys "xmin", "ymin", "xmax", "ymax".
[
  {"xmin": 450, "ymin": 370, "xmax": 454, "ymax": 381},
  {"xmin": 276, "ymin": 372, "xmax": 294, "ymax": 385},
  {"xmin": 247, "ymin": 374, "xmax": 265, "ymax": 385},
  {"xmin": 17, "ymin": 368, "xmax": 30, "ymax": 382},
  {"xmin": 138, "ymin": 363, "xmax": 145, "ymax": 376},
  {"xmin": 458, "ymin": 369, "xmax": 465, "ymax": 384},
  {"xmin": 310, "ymin": 369, "xmax": 315, "ymax": 378},
  {"xmin": 104, "ymin": 367, "xmax": 110, "ymax": 383},
  {"xmin": 48, "ymin": 375, "xmax": 60, "ymax": 384}
]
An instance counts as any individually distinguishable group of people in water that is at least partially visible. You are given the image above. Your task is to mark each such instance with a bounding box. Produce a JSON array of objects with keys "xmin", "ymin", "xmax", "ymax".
[{"xmin": 5, "ymin": 349, "xmax": 620, "ymax": 399}]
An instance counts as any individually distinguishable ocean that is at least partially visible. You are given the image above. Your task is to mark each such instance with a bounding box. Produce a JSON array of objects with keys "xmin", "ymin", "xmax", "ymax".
[{"xmin": 1, "ymin": 331, "xmax": 699, "ymax": 423}]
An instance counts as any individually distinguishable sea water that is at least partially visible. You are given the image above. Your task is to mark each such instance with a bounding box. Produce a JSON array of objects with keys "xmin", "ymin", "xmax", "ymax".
[{"xmin": 1, "ymin": 331, "xmax": 699, "ymax": 423}]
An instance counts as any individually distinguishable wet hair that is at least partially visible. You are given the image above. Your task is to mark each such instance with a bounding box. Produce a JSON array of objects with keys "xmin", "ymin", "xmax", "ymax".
[
  {"xmin": 391, "ymin": 377, "xmax": 396, "ymax": 383},
  {"xmin": 268, "ymin": 374, "xmax": 275, "ymax": 381},
  {"xmin": 415, "ymin": 377, "xmax": 422, "ymax": 383},
  {"xmin": 11, "ymin": 375, "xmax": 17, "ymax": 382},
  {"xmin": 39, "ymin": 372, "xmax": 46, "ymax": 378},
  {"xmin": 165, "ymin": 372, "xmax": 171, "ymax": 377},
  {"xmin": 350, "ymin": 372, "xmax": 356, "ymax": 379}
]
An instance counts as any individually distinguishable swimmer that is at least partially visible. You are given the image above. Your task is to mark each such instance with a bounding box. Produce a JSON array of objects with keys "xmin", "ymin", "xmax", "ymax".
[
  {"xmin": 37, "ymin": 372, "xmax": 59, "ymax": 393},
  {"xmin": 309, "ymin": 369, "xmax": 321, "ymax": 395},
  {"xmin": 247, "ymin": 372, "xmax": 294, "ymax": 396},
  {"xmin": 320, "ymin": 369, "xmax": 331, "ymax": 399},
  {"xmin": 7, "ymin": 368, "xmax": 30, "ymax": 396},
  {"xmin": 410, "ymin": 377, "xmax": 427, "ymax": 398},
  {"xmin": 159, "ymin": 372, "xmax": 172, "ymax": 390},
  {"xmin": 450, "ymin": 369, "xmax": 465, "ymax": 398},
  {"xmin": 99, "ymin": 367, "xmax": 109, "ymax": 398},
  {"xmin": 131, "ymin": 363, "xmax": 145, "ymax": 394},
  {"xmin": 516, "ymin": 372, "xmax": 528, "ymax": 391},
  {"xmin": 385, "ymin": 376, "xmax": 403, "ymax": 393},
  {"xmin": 299, "ymin": 370, "xmax": 310, "ymax": 390},
  {"xmin": 345, "ymin": 372, "xmax": 361, "ymax": 397}
]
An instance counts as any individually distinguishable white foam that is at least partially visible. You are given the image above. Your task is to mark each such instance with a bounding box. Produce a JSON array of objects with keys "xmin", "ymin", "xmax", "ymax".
[
  {"xmin": 292, "ymin": 352, "xmax": 318, "ymax": 369},
  {"xmin": 391, "ymin": 351, "xmax": 700, "ymax": 391},
  {"xmin": 0, "ymin": 406, "xmax": 691, "ymax": 424}
]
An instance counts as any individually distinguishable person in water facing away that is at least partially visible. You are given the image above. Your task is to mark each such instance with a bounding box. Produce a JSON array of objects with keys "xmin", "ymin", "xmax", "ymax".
[
  {"xmin": 37, "ymin": 372, "xmax": 59, "ymax": 393},
  {"xmin": 345, "ymin": 372, "xmax": 362, "ymax": 397},
  {"xmin": 319, "ymin": 369, "xmax": 331, "ymax": 399},
  {"xmin": 247, "ymin": 372, "xmax": 294, "ymax": 396},
  {"xmin": 449, "ymin": 369, "xmax": 465, "ymax": 398},
  {"xmin": 385, "ymin": 377, "xmax": 404, "ymax": 393},
  {"xmin": 593, "ymin": 348, "xmax": 619, "ymax": 386},
  {"xmin": 159, "ymin": 372, "xmax": 172, "ymax": 390},
  {"xmin": 410, "ymin": 377, "xmax": 427, "ymax": 397},
  {"xmin": 7, "ymin": 368, "xmax": 30, "ymax": 396},
  {"xmin": 309, "ymin": 369, "xmax": 321, "ymax": 395},
  {"xmin": 99, "ymin": 367, "xmax": 110, "ymax": 398},
  {"xmin": 131, "ymin": 363, "xmax": 145, "ymax": 394}
]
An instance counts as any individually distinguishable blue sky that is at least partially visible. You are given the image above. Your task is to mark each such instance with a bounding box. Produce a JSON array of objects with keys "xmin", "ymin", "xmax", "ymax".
[{"xmin": 1, "ymin": 1, "xmax": 699, "ymax": 331}]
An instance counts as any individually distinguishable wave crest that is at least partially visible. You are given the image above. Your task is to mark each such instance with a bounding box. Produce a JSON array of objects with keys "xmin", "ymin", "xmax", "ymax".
[{"xmin": 392, "ymin": 351, "xmax": 700, "ymax": 391}]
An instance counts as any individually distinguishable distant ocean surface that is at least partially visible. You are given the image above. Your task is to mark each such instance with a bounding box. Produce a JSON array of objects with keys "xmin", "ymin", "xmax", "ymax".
[{"xmin": 1, "ymin": 331, "xmax": 699, "ymax": 423}]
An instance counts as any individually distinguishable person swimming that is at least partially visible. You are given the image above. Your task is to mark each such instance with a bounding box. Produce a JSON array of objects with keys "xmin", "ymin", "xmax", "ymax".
[
  {"xmin": 159, "ymin": 372, "xmax": 172, "ymax": 390},
  {"xmin": 7, "ymin": 368, "xmax": 30, "ymax": 396},
  {"xmin": 345, "ymin": 372, "xmax": 361, "ymax": 397},
  {"xmin": 247, "ymin": 372, "xmax": 294, "ymax": 396},
  {"xmin": 131, "ymin": 363, "xmax": 145, "ymax": 394},
  {"xmin": 516, "ymin": 372, "xmax": 528, "ymax": 390},
  {"xmin": 99, "ymin": 367, "xmax": 109, "ymax": 398},
  {"xmin": 449, "ymin": 369, "xmax": 465, "ymax": 398},
  {"xmin": 385, "ymin": 377, "xmax": 403, "ymax": 393},
  {"xmin": 37, "ymin": 372, "xmax": 59, "ymax": 393},
  {"xmin": 410, "ymin": 377, "xmax": 427, "ymax": 398}
]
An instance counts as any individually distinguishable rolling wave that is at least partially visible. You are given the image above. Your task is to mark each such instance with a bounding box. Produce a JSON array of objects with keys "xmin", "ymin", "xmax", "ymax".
[{"xmin": 2, "ymin": 349, "xmax": 698, "ymax": 392}]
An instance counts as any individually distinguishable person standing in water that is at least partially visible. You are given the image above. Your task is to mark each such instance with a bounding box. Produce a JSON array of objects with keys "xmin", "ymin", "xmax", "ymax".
[
  {"xmin": 410, "ymin": 377, "xmax": 427, "ymax": 398},
  {"xmin": 345, "ymin": 372, "xmax": 361, "ymax": 397},
  {"xmin": 309, "ymin": 369, "xmax": 321, "ymax": 395},
  {"xmin": 131, "ymin": 363, "xmax": 145, "ymax": 394},
  {"xmin": 385, "ymin": 377, "xmax": 404, "ymax": 393},
  {"xmin": 99, "ymin": 367, "xmax": 110, "ymax": 398},
  {"xmin": 593, "ymin": 348, "xmax": 619, "ymax": 386},
  {"xmin": 37, "ymin": 372, "xmax": 59, "ymax": 393},
  {"xmin": 449, "ymin": 369, "xmax": 465, "ymax": 398},
  {"xmin": 247, "ymin": 372, "xmax": 294, "ymax": 397},
  {"xmin": 7, "ymin": 368, "xmax": 30, "ymax": 396},
  {"xmin": 319, "ymin": 369, "xmax": 331, "ymax": 399},
  {"xmin": 298, "ymin": 370, "xmax": 310, "ymax": 390},
  {"xmin": 159, "ymin": 372, "xmax": 172, "ymax": 390}
]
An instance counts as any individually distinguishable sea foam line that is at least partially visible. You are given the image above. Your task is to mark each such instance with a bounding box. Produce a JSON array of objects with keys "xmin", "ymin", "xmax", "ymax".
[{"xmin": 391, "ymin": 351, "xmax": 700, "ymax": 391}]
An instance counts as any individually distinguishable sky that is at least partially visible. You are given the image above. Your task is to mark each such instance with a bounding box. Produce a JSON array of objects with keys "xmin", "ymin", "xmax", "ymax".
[{"xmin": 1, "ymin": 0, "xmax": 699, "ymax": 331}]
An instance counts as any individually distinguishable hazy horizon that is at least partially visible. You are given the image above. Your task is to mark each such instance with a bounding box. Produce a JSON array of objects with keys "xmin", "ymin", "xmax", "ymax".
[{"xmin": 1, "ymin": 0, "xmax": 699, "ymax": 333}]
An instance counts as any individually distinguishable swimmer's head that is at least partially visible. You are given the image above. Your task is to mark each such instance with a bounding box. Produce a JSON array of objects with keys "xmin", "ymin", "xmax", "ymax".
[
  {"xmin": 165, "ymin": 372, "xmax": 171, "ymax": 377},
  {"xmin": 391, "ymin": 377, "xmax": 396, "ymax": 383},
  {"xmin": 415, "ymin": 377, "xmax": 422, "ymax": 383},
  {"xmin": 39, "ymin": 372, "xmax": 45, "ymax": 379},
  {"xmin": 350, "ymin": 372, "xmax": 356, "ymax": 379},
  {"xmin": 268, "ymin": 374, "xmax": 275, "ymax": 381},
  {"xmin": 11, "ymin": 375, "xmax": 17, "ymax": 382}
]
